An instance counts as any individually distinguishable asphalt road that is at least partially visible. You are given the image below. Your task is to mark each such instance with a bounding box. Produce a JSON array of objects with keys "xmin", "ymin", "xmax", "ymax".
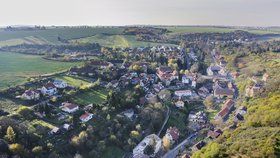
[{"xmin": 163, "ymin": 132, "xmax": 197, "ymax": 158}]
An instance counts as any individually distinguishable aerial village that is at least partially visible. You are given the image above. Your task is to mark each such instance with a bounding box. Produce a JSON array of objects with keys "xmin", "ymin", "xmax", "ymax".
[{"xmin": 0, "ymin": 30, "xmax": 272, "ymax": 157}]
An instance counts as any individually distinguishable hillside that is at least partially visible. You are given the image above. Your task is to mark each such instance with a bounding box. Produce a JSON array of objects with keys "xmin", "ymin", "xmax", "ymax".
[{"xmin": 192, "ymin": 52, "xmax": 280, "ymax": 158}]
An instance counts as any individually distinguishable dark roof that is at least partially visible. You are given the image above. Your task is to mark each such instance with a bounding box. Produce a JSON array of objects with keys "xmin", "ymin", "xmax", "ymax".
[
  {"xmin": 214, "ymin": 87, "xmax": 234, "ymax": 96},
  {"xmin": 166, "ymin": 127, "xmax": 180, "ymax": 141},
  {"xmin": 194, "ymin": 141, "xmax": 206, "ymax": 150},
  {"xmin": 158, "ymin": 66, "xmax": 172, "ymax": 73},
  {"xmin": 44, "ymin": 82, "xmax": 56, "ymax": 89}
]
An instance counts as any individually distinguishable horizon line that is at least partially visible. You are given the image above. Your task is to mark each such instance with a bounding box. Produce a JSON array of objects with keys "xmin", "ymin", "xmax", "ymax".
[{"xmin": 1, "ymin": 24, "xmax": 280, "ymax": 28}]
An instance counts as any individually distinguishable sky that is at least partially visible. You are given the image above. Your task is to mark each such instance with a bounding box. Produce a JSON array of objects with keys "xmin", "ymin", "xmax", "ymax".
[{"xmin": 0, "ymin": 0, "xmax": 279, "ymax": 26}]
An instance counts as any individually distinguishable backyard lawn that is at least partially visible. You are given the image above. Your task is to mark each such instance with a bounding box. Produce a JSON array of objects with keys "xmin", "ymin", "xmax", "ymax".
[
  {"xmin": 71, "ymin": 89, "xmax": 108, "ymax": 105},
  {"xmin": 55, "ymin": 75, "xmax": 92, "ymax": 88}
]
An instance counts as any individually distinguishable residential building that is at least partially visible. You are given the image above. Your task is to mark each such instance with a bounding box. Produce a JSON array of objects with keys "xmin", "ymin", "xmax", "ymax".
[
  {"xmin": 53, "ymin": 80, "xmax": 68, "ymax": 88},
  {"xmin": 164, "ymin": 127, "xmax": 180, "ymax": 144},
  {"xmin": 207, "ymin": 129, "xmax": 223, "ymax": 139},
  {"xmin": 41, "ymin": 82, "xmax": 58, "ymax": 96},
  {"xmin": 22, "ymin": 90, "xmax": 40, "ymax": 100},
  {"xmin": 214, "ymin": 99, "xmax": 235, "ymax": 121},
  {"xmin": 174, "ymin": 90, "xmax": 192, "ymax": 98},
  {"xmin": 156, "ymin": 66, "xmax": 178, "ymax": 85},
  {"xmin": 133, "ymin": 134, "xmax": 162, "ymax": 158},
  {"xmin": 80, "ymin": 112, "xmax": 93, "ymax": 122},
  {"xmin": 214, "ymin": 87, "xmax": 234, "ymax": 98},
  {"xmin": 175, "ymin": 100, "xmax": 184, "ymax": 108},
  {"xmin": 61, "ymin": 102, "xmax": 79, "ymax": 113},
  {"xmin": 192, "ymin": 141, "xmax": 206, "ymax": 151}
]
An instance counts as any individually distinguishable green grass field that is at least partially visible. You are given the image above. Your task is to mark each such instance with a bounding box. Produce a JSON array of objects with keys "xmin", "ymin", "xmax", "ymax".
[
  {"xmin": 0, "ymin": 26, "xmax": 278, "ymax": 47},
  {"xmin": 159, "ymin": 26, "xmax": 280, "ymax": 35},
  {"xmin": 71, "ymin": 89, "xmax": 108, "ymax": 105},
  {"xmin": 70, "ymin": 34, "xmax": 177, "ymax": 48},
  {"xmin": 0, "ymin": 52, "xmax": 81, "ymax": 89},
  {"xmin": 55, "ymin": 75, "xmax": 92, "ymax": 88},
  {"xmin": 0, "ymin": 27, "xmax": 124, "ymax": 45}
]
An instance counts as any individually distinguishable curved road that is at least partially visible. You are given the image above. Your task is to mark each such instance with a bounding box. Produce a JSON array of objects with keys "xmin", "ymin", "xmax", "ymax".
[
  {"xmin": 163, "ymin": 132, "xmax": 197, "ymax": 158},
  {"xmin": 157, "ymin": 105, "xmax": 170, "ymax": 136}
]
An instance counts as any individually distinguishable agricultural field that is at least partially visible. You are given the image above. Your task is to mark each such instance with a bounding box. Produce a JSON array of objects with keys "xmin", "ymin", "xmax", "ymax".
[
  {"xmin": 0, "ymin": 27, "xmax": 124, "ymax": 45},
  {"xmin": 71, "ymin": 89, "xmax": 108, "ymax": 105},
  {"xmin": 70, "ymin": 34, "xmax": 177, "ymax": 48},
  {"xmin": 0, "ymin": 52, "xmax": 81, "ymax": 89},
  {"xmin": 160, "ymin": 26, "xmax": 280, "ymax": 35}
]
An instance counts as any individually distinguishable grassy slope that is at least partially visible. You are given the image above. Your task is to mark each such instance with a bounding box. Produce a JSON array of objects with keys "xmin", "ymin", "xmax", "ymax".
[
  {"xmin": 160, "ymin": 26, "xmax": 280, "ymax": 35},
  {"xmin": 70, "ymin": 34, "xmax": 177, "ymax": 48},
  {"xmin": 0, "ymin": 52, "xmax": 81, "ymax": 89},
  {"xmin": 0, "ymin": 27, "xmax": 124, "ymax": 45},
  {"xmin": 193, "ymin": 52, "xmax": 280, "ymax": 158}
]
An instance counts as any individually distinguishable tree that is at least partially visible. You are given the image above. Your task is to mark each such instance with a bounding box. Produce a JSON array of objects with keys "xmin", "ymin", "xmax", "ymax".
[
  {"xmin": 130, "ymin": 130, "xmax": 140, "ymax": 139},
  {"xmin": 162, "ymin": 136, "xmax": 171, "ymax": 151},
  {"xmin": 158, "ymin": 89, "xmax": 171, "ymax": 101},
  {"xmin": 190, "ymin": 63, "xmax": 200, "ymax": 73},
  {"xmin": 0, "ymin": 139, "xmax": 9, "ymax": 153},
  {"xmin": 9, "ymin": 143, "xmax": 24, "ymax": 155},
  {"xmin": 17, "ymin": 106, "xmax": 34, "ymax": 120},
  {"xmin": 5, "ymin": 126, "xmax": 16, "ymax": 143},
  {"xmin": 32, "ymin": 146, "xmax": 43, "ymax": 155},
  {"xmin": 204, "ymin": 95, "xmax": 215, "ymax": 109},
  {"xmin": 132, "ymin": 64, "xmax": 141, "ymax": 72}
]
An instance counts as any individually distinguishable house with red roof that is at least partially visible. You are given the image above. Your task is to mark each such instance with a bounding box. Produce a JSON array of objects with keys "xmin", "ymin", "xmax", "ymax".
[
  {"xmin": 22, "ymin": 90, "xmax": 40, "ymax": 100},
  {"xmin": 61, "ymin": 102, "xmax": 79, "ymax": 113},
  {"xmin": 41, "ymin": 82, "xmax": 57, "ymax": 96},
  {"xmin": 80, "ymin": 112, "xmax": 93, "ymax": 122},
  {"xmin": 156, "ymin": 66, "xmax": 178, "ymax": 85},
  {"xmin": 165, "ymin": 127, "xmax": 180, "ymax": 144},
  {"xmin": 207, "ymin": 129, "xmax": 223, "ymax": 139},
  {"xmin": 213, "ymin": 87, "xmax": 234, "ymax": 98},
  {"xmin": 214, "ymin": 99, "xmax": 235, "ymax": 121}
]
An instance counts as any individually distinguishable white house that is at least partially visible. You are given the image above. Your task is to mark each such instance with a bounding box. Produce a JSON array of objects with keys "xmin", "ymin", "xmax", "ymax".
[
  {"xmin": 174, "ymin": 90, "xmax": 192, "ymax": 98},
  {"xmin": 165, "ymin": 127, "xmax": 180, "ymax": 144},
  {"xmin": 80, "ymin": 112, "xmax": 93, "ymax": 122},
  {"xmin": 175, "ymin": 100, "xmax": 184, "ymax": 108},
  {"xmin": 182, "ymin": 75, "xmax": 190, "ymax": 84},
  {"xmin": 61, "ymin": 102, "xmax": 79, "ymax": 113},
  {"xmin": 133, "ymin": 134, "xmax": 162, "ymax": 158},
  {"xmin": 53, "ymin": 80, "xmax": 68, "ymax": 88},
  {"xmin": 41, "ymin": 82, "xmax": 57, "ymax": 96},
  {"xmin": 22, "ymin": 90, "xmax": 40, "ymax": 100}
]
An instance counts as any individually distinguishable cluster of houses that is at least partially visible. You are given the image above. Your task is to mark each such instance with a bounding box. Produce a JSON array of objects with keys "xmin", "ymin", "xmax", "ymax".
[
  {"xmin": 49, "ymin": 102, "xmax": 94, "ymax": 135},
  {"xmin": 245, "ymin": 73, "xmax": 269, "ymax": 97},
  {"xmin": 21, "ymin": 79, "xmax": 68, "ymax": 100},
  {"xmin": 188, "ymin": 111, "xmax": 208, "ymax": 131},
  {"xmin": 133, "ymin": 126, "xmax": 180, "ymax": 158}
]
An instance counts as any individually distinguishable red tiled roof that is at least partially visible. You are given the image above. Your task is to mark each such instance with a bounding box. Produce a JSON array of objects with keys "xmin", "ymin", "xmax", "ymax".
[
  {"xmin": 167, "ymin": 127, "xmax": 180, "ymax": 141},
  {"xmin": 44, "ymin": 82, "xmax": 56, "ymax": 89},
  {"xmin": 80, "ymin": 112, "xmax": 92, "ymax": 120},
  {"xmin": 63, "ymin": 102, "xmax": 78, "ymax": 110}
]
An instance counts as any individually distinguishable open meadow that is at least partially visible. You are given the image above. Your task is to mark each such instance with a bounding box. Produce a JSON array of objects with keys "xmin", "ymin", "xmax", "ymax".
[
  {"xmin": 0, "ymin": 52, "xmax": 81, "ymax": 89},
  {"xmin": 0, "ymin": 27, "xmax": 124, "ymax": 45}
]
